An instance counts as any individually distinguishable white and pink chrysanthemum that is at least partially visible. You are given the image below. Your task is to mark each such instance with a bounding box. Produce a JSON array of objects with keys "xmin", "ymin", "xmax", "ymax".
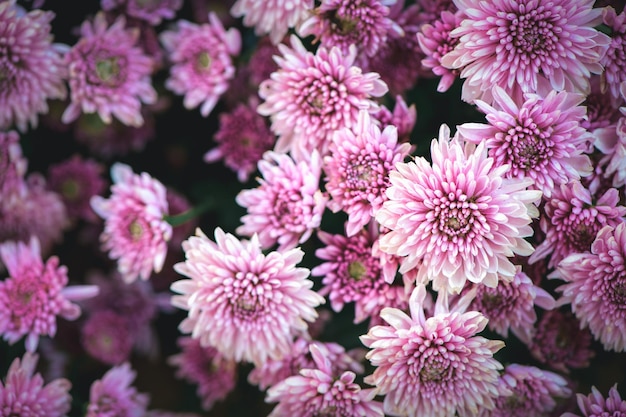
[
  {"xmin": 551, "ymin": 222, "xmax": 626, "ymax": 352},
  {"xmin": 160, "ymin": 13, "xmax": 241, "ymax": 117},
  {"xmin": 0, "ymin": 352, "xmax": 72, "ymax": 417},
  {"xmin": 236, "ymin": 151, "xmax": 327, "ymax": 251},
  {"xmin": 101, "ymin": 0, "xmax": 183, "ymax": 25},
  {"xmin": 457, "ymin": 87, "xmax": 592, "ymax": 197},
  {"xmin": 360, "ymin": 284, "xmax": 507, "ymax": 417},
  {"xmin": 258, "ymin": 35, "xmax": 388, "ymax": 159},
  {"xmin": 91, "ymin": 163, "xmax": 172, "ymax": 283},
  {"xmin": 266, "ymin": 344, "xmax": 383, "ymax": 417},
  {"xmin": 324, "ymin": 110, "xmax": 411, "ymax": 237},
  {"xmin": 63, "ymin": 12, "xmax": 157, "ymax": 127},
  {"xmin": 86, "ymin": 363, "xmax": 149, "ymax": 417},
  {"xmin": 171, "ymin": 227, "xmax": 325, "ymax": 366},
  {"xmin": 562, "ymin": 384, "xmax": 626, "ymax": 417},
  {"xmin": 375, "ymin": 124, "xmax": 542, "ymax": 294},
  {"xmin": 0, "ymin": 236, "xmax": 98, "ymax": 352},
  {"xmin": 0, "ymin": 0, "xmax": 67, "ymax": 132},
  {"xmin": 441, "ymin": 0, "xmax": 610, "ymax": 104}
]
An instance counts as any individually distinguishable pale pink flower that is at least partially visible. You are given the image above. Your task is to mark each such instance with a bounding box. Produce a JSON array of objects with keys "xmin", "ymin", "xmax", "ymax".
[
  {"xmin": 562, "ymin": 384, "xmax": 626, "ymax": 417},
  {"xmin": 457, "ymin": 87, "xmax": 593, "ymax": 197},
  {"xmin": 601, "ymin": 7, "xmax": 626, "ymax": 105},
  {"xmin": 360, "ymin": 284, "xmax": 507, "ymax": 417},
  {"xmin": 81, "ymin": 310, "xmax": 133, "ymax": 365},
  {"xmin": 160, "ymin": 13, "xmax": 241, "ymax": 117},
  {"xmin": 101, "ymin": 0, "xmax": 183, "ymax": 25},
  {"xmin": 91, "ymin": 163, "xmax": 172, "ymax": 283},
  {"xmin": 258, "ymin": 35, "xmax": 388, "ymax": 159},
  {"xmin": 0, "ymin": 0, "xmax": 67, "ymax": 132},
  {"xmin": 0, "ymin": 352, "xmax": 72, "ymax": 417},
  {"xmin": 0, "ymin": 236, "xmax": 98, "ymax": 352},
  {"xmin": 375, "ymin": 124, "xmax": 542, "ymax": 294},
  {"xmin": 230, "ymin": 0, "xmax": 313, "ymax": 44},
  {"xmin": 266, "ymin": 344, "xmax": 383, "ymax": 417},
  {"xmin": 236, "ymin": 151, "xmax": 327, "ymax": 251},
  {"xmin": 171, "ymin": 227, "xmax": 325, "ymax": 365},
  {"xmin": 86, "ymin": 363, "xmax": 149, "ymax": 417},
  {"xmin": 63, "ymin": 12, "xmax": 157, "ymax": 127},
  {"xmin": 441, "ymin": 0, "xmax": 610, "ymax": 104}
]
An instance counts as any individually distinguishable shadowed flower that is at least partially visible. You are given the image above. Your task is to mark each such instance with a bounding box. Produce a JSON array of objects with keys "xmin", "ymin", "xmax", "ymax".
[
  {"xmin": 0, "ymin": 130, "xmax": 27, "ymax": 196},
  {"xmin": 594, "ymin": 116, "xmax": 626, "ymax": 190},
  {"xmin": 101, "ymin": 0, "xmax": 183, "ymax": 25},
  {"xmin": 171, "ymin": 227, "xmax": 324, "ymax": 366},
  {"xmin": 601, "ymin": 7, "xmax": 626, "ymax": 105},
  {"xmin": 81, "ymin": 310, "xmax": 133, "ymax": 365},
  {"xmin": 372, "ymin": 95, "xmax": 417, "ymax": 143},
  {"xmin": 86, "ymin": 363, "xmax": 149, "ymax": 417},
  {"xmin": 562, "ymin": 384, "xmax": 626, "ymax": 417}
]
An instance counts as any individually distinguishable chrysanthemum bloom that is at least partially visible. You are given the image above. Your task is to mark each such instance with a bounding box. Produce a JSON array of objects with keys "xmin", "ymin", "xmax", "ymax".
[
  {"xmin": 247, "ymin": 38, "xmax": 280, "ymax": 87},
  {"xmin": 360, "ymin": 284, "xmax": 507, "ymax": 417},
  {"xmin": 0, "ymin": 236, "xmax": 98, "ymax": 352},
  {"xmin": 81, "ymin": 310, "xmax": 134, "ymax": 365},
  {"xmin": 266, "ymin": 344, "xmax": 384, "ymax": 417},
  {"xmin": 168, "ymin": 336, "xmax": 237, "ymax": 411},
  {"xmin": 171, "ymin": 227, "xmax": 325, "ymax": 365},
  {"xmin": 101, "ymin": 0, "xmax": 183, "ymax": 25},
  {"xmin": 86, "ymin": 363, "xmax": 149, "ymax": 417},
  {"xmin": 529, "ymin": 309, "xmax": 595, "ymax": 374},
  {"xmin": 477, "ymin": 364, "xmax": 571, "ymax": 417},
  {"xmin": 160, "ymin": 13, "xmax": 241, "ymax": 117},
  {"xmin": 230, "ymin": 0, "xmax": 313, "ymax": 44},
  {"xmin": 551, "ymin": 222, "xmax": 626, "ymax": 352},
  {"xmin": 529, "ymin": 181, "xmax": 626, "ymax": 268},
  {"xmin": 0, "ymin": 352, "xmax": 72, "ymax": 417},
  {"xmin": 601, "ymin": 7, "xmax": 626, "ymax": 105},
  {"xmin": 47, "ymin": 155, "xmax": 107, "ymax": 223},
  {"xmin": 372, "ymin": 95, "xmax": 417, "ymax": 143},
  {"xmin": 204, "ymin": 99, "xmax": 276, "ymax": 183},
  {"xmin": 458, "ymin": 87, "xmax": 592, "ymax": 197},
  {"xmin": 91, "ymin": 163, "xmax": 172, "ymax": 283},
  {"xmin": 0, "ymin": 130, "xmax": 27, "ymax": 195},
  {"xmin": 417, "ymin": 10, "xmax": 462, "ymax": 93},
  {"xmin": 582, "ymin": 76, "xmax": 623, "ymax": 132},
  {"xmin": 298, "ymin": 0, "xmax": 402, "ymax": 60},
  {"xmin": 236, "ymin": 151, "xmax": 327, "ymax": 251},
  {"xmin": 594, "ymin": 116, "xmax": 626, "ymax": 190},
  {"xmin": 248, "ymin": 337, "xmax": 364, "ymax": 391},
  {"xmin": 562, "ymin": 384, "xmax": 626, "ymax": 417},
  {"xmin": 258, "ymin": 35, "xmax": 387, "ymax": 159},
  {"xmin": 0, "ymin": 0, "xmax": 67, "ymax": 132},
  {"xmin": 440, "ymin": 0, "xmax": 610, "ymax": 104},
  {"xmin": 324, "ymin": 111, "xmax": 411, "ymax": 236},
  {"xmin": 63, "ymin": 12, "xmax": 157, "ymax": 127},
  {"xmin": 376, "ymin": 124, "xmax": 542, "ymax": 294}
]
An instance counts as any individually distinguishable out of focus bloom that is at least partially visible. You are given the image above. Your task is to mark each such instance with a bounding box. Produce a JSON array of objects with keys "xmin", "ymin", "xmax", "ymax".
[
  {"xmin": 101, "ymin": 0, "xmax": 183, "ymax": 25},
  {"xmin": 360, "ymin": 284, "xmax": 507, "ymax": 417},
  {"xmin": 457, "ymin": 87, "xmax": 592, "ymax": 197},
  {"xmin": 0, "ymin": 236, "xmax": 98, "ymax": 352},
  {"xmin": 562, "ymin": 384, "xmax": 626, "ymax": 417},
  {"xmin": 441, "ymin": 0, "xmax": 610, "ymax": 104},
  {"xmin": 265, "ymin": 344, "xmax": 383, "ymax": 417},
  {"xmin": 236, "ymin": 151, "xmax": 327, "ymax": 251},
  {"xmin": 171, "ymin": 227, "xmax": 324, "ymax": 365},
  {"xmin": 81, "ymin": 310, "xmax": 134, "ymax": 365},
  {"xmin": 63, "ymin": 12, "xmax": 157, "ymax": 127},
  {"xmin": 0, "ymin": 352, "xmax": 72, "ymax": 417},
  {"xmin": 0, "ymin": 130, "xmax": 26, "ymax": 195},
  {"xmin": 86, "ymin": 363, "xmax": 149, "ymax": 417},
  {"xmin": 375, "ymin": 124, "xmax": 541, "ymax": 293},
  {"xmin": 160, "ymin": 13, "xmax": 241, "ymax": 117},
  {"xmin": 258, "ymin": 35, "xmax": 387, "ymax": 159},
  {"xmin": 594, "ymin": 116, "xmax": 626, "ymax": 189},
  {"xmin": 372, "ymin": 95, "xmax": 417, "ymax": 143},
  {"xmin": 551, "ymin": 222, "xmax": 626, "ymax": 352},
  {"xmin": 601, "ymin": 7, "xmax": 626, "ymax": 105},
  {"xmin": 91, "ymin": 163, "xmax": 172, "ymax": 283},
  {"xmin": 0, "ymin": 0, "xmax": 67, "ymax": 132}
]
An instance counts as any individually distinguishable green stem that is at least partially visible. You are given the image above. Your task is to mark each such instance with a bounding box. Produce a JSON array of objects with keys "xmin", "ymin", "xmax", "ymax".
[{"xmin": 164, "ymin": 197, "xmax": 215, "ymax": 227}]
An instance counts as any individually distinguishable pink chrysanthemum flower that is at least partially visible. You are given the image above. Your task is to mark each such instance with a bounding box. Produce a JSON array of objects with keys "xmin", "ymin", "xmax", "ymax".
[
  {"xmin": 551, "ymin": 222, "xmax": 626, "ymax": 352},
  {"xmin": 375, "ymin": 124, "xmax": 542, "ymax": 294},
  {"xmin": 594, "ymin": 116, "xmax": 626, "ymax": 189},
  {"xmin": 171, "ymin": 227, "xmax": 325, "ymax": 365},
  {"xmin": 81, "ymin": 310, "xmax": 134, "ymax": 365},
  {"xmin": 63, "ymin": 12, "xmax": 157, "ymax": 127},
  {"xmin": 247, "ymin": 38, "xmax": 280, "ymax": 87},
  {"xmin": 86, "ymin": 363, "xmax": 149, "ymax": 417},
  {"xmin": 236, "ymin": 151, "xmax": 327, "ymax": 251},
  {"xmin": 230, "ymin": 0, "xmax": 313, "ymax": 44},
  {"xmin": 168, "ymin": 336, "xmax": 237, "ymax": 411},
  {"xmin": 581, "ymin": 75, "xmax": 622, "ymax": 131},
  {"xmin": 477, "ymin": 364, "xmax": 571, "ymax": 417},
  {"xmin": 440, "ymin": 0, "xmax": 610, "ymax": 104},
  {"xmin": 101, "ymin": 0, "xmax": 183, "ymax": 25},
  {"xmin": 266, "ymin": 344, "xmax": 383, "ymax": 417},
  {"xmin": 601, "ymin": 7, "xmax": 626, "ymax": 105},
  {"xmin": 160, "ymin": 13, "xmax": 241, "ymax": 117},
  {"xmin": 324, "ymin": 110, "xmax": 411, "ymax": 237},
  {"xmin": 0, "ymin": 236, "xmax": 98, "ymax": 352},
  {"xmin": 0, "ymin": 0, "xmax": 67, "ymax": 132},
  {"xmin": 91, "ymin": 163, "xmax": 172, "ymax": 283},
  {"xmin": 458, "ymin": 87, "xmax": 592, "ymax": 197},
  {"xmin": 563, "ymin": 384, "xmax": 626, "ymax": 417},
  {"xmin": 258, "ymin": 35, "xmax": 387, "ymax": 159},
  {"xmin": 0, "ymin": 352, "xmax": 72, "ymax": 417},
  {"xmin": 529, "ymin": 181, "xmax": 626, "ymax": 268},
  {"xmin": 204, "ymin": 99, "xmax": 276, "ymax": 183},
  {"xmin": 360, "ymin": 284, "xmax": 507, "ymax": 417},
  {"xmin": 372, "ymin": 95, "xmax": 417, "ymax": 143}
]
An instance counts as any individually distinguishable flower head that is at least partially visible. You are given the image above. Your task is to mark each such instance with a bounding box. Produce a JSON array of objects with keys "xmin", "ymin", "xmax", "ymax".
[
  {"xmin": 563, "ymin": 384, "xmax": 626, "ymax": 417},
  {"xmin": 601, "ymin": 7, "xmax": 626, "ymax": 105},
  {"xmin": 81, "ymin": 310, "xmax": 134, "ymax": 365},
  {"xmin": 86, "ymin": 363, "xmax": 149, "ymax": 417}
]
